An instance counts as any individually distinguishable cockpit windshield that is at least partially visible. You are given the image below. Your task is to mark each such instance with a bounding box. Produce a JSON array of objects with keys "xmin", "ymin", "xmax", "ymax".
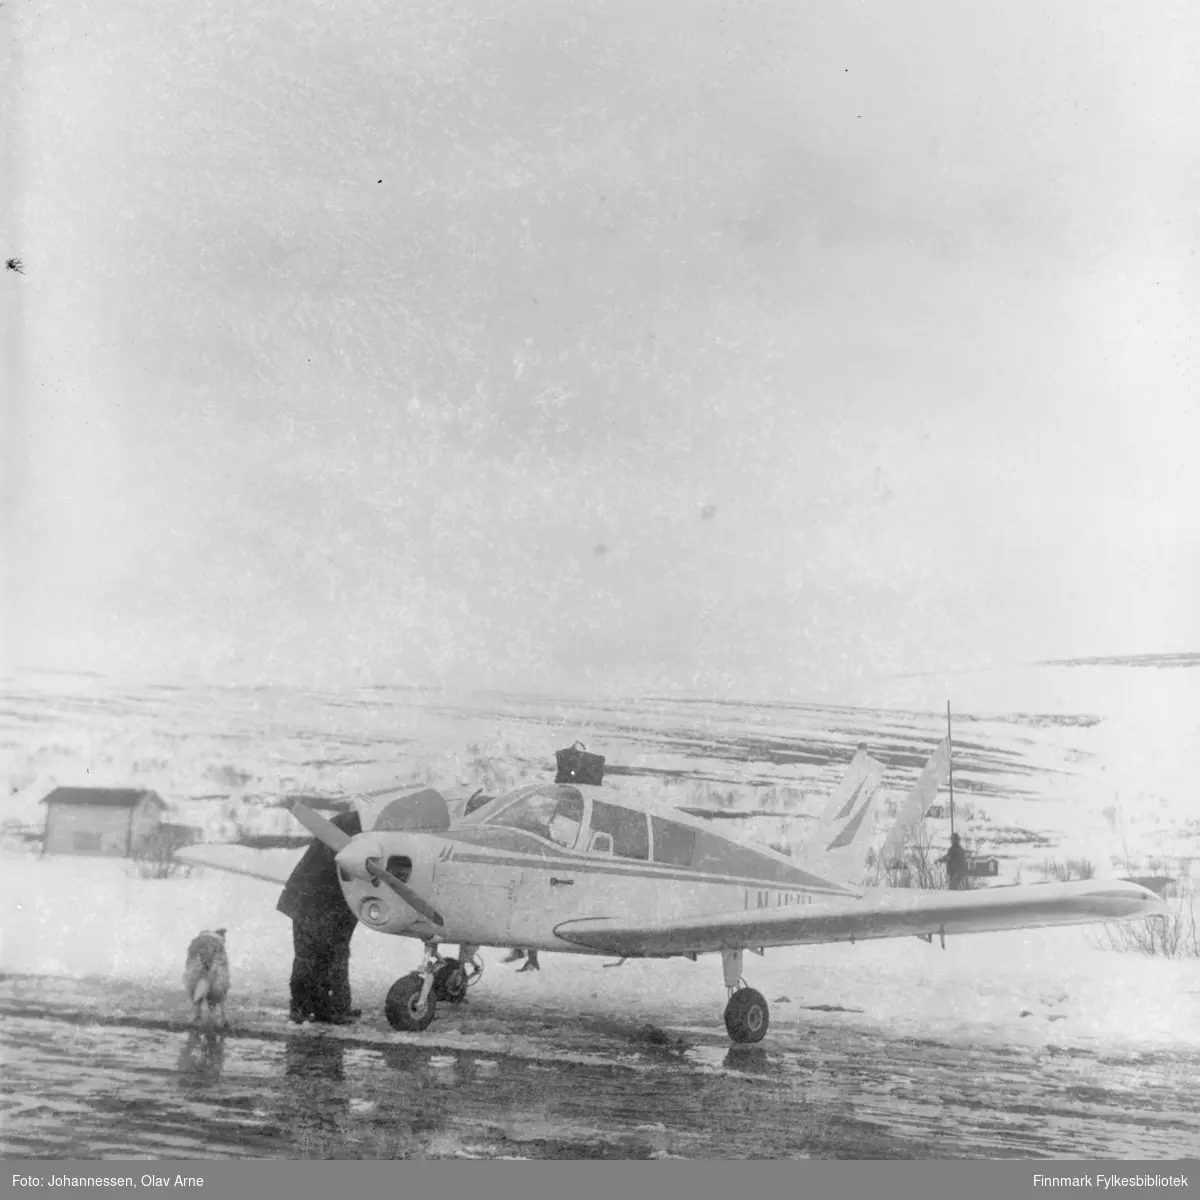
[{"xmin": 486, "ymin": 784, "xmax": 585, "ymax": 850}]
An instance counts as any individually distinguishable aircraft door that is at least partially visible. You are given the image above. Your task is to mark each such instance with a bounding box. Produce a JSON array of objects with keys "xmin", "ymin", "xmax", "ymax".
[
  {"xmin": 438, "ymin": 868, "xmax": 519, "ymax": 945},
  {"xmin": 509, "ymin": 790, "xmax": 591, "ymax": 943},
  {"xmin": 509, "ymin": 860, "xmax": 589, "ymax": 947}
]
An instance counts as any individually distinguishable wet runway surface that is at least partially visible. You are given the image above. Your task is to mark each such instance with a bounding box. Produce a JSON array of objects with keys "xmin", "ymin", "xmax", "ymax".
[{"xmin": 3, "ymin": 990, "xmax": 1199, "ymax": 1159}]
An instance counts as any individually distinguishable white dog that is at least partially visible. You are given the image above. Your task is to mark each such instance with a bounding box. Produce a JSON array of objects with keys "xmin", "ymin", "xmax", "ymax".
[{"xmin": 183, "ymin": 928, "xmax": 230, "ymax": 1027}]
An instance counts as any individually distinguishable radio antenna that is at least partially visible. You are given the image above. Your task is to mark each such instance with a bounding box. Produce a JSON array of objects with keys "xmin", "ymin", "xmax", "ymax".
[{"xmin": 947, "ymin": 699, "xmax": 955, "ymax": 837}]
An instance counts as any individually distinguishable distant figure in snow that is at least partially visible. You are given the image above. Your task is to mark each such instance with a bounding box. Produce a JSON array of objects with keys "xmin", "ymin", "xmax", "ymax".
[
  {"xmin": 937, "ymin": 832, "xmax": 968, "ymax": 890},
  {"xmin": 503, "ymin": 948, "xmax": 540, "ymax": 972},
  {"xmin": 277, "ymin": 808, "xmax": 362, "ymax": 1024}
]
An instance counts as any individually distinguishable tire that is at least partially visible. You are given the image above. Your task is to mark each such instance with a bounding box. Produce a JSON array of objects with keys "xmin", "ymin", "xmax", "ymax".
[
  {"xmin": 433, "ymin": 960, "xmax": 468, "ymax": 1005},
  {"xmin": 384, "ymin": 972, "xmax": 437, "ymax": 1032},
  {"xmin": 724, "ymin": 987, "xmax": 769, "ymax": 1044}
]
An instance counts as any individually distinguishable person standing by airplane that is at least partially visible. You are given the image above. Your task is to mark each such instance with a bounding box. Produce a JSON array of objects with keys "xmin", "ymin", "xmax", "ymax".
[
  {"xmin": 277, "ymin": 807, "xmax": 363, "ymax": 1024},
  {"xmin": 937, "ymin": 832, "xmax": 968, "ymax": 890},
  {"xmin": 502, "ymin": 947, "xmax": 540, "ymax": 972}
]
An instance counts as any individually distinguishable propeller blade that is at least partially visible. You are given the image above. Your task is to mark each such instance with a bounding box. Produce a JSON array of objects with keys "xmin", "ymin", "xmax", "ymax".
[
  {"xmin": 367, "ymin": 862, "xmax": 445, "ymax": 927},
  {"xmin": 291, "ymin": 803, "xmax": 353, "ymax": 852}
]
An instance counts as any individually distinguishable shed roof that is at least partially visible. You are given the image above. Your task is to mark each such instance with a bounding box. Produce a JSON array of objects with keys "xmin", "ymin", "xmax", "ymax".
[{"xmin": 40, "ymin": 787, "xmax": 167, "ymax": 810}]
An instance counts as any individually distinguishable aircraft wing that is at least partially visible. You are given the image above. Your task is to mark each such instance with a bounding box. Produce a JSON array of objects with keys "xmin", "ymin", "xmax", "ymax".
[
  {"xmin": 552, "ymin": 879, "xmax": 1167, "ymax": 957},
  {"xmin": 174, "ymin": 843, "xmax": 303, "ymax": 886}
]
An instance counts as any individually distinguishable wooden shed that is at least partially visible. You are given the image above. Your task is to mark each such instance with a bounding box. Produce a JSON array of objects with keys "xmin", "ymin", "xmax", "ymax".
[
  {"xmin": 967, "ymin": 855, "xmax": 1001, "ymax": 878},
  {"xmin": 40, "ymin": 787, "xmax": 168, "ymax": 858}
]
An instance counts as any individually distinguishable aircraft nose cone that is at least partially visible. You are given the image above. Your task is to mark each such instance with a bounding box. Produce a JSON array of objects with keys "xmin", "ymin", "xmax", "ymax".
[{"xmin": 335, "ymin": 836, "xmax": 383, "ymax": 880}]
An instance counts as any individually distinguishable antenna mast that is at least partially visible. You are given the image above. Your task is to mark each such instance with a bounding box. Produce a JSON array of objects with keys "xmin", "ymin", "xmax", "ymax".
[{"xmin": 947, "ymin": 699, "xmax": 955, "ymax": 837}]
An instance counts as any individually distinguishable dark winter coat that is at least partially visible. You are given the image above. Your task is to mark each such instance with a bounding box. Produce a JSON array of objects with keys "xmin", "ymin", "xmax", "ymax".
[
  {"xmin": 941, "ymin": 841, "xmax": 968, "ymax": 887},
  {"xmin": 276, "ymin": 809, "xmax": 362, "ymax": 932}
]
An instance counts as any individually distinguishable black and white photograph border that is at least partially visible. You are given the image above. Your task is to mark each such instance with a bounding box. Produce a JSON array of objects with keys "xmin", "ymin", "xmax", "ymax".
[{"xmin": 2, "ymin": 0, "xmax": 1198, "ymax": 1165}]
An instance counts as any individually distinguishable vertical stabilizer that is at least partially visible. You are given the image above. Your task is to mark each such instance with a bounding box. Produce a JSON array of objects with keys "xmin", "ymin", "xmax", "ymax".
[
  {"xmin": 876, "ymin": 738, "xmax": 951, "ymax": 872},
  {"xmin": 797, "ymin": 748, "xmax": 886, "ymax": 884}
]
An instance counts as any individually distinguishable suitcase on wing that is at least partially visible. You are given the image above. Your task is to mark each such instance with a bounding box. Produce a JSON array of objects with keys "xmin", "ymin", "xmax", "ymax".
[{"xmin": 554, "ymin": 741, "xmax": 605, "ymax": 786}]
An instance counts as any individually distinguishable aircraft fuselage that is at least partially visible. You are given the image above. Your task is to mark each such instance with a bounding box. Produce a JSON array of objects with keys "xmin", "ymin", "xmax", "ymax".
[{"xmin": 336, "ymin": 782, "xmax": 856, "ymax": 955}]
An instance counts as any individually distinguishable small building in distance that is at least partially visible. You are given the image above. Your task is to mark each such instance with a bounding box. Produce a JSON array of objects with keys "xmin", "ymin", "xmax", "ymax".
[
  {"xmin": 967, "ymin": 854, "xmax": 1001, "ymax": 878},
  {"xmin": 40, "ymin": 787, "xmax": 168, "ymax": 858}
]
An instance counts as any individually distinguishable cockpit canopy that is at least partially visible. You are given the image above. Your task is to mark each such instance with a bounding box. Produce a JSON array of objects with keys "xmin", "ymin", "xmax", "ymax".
[
  {"xmin": 482, "ymin": 782, "xmax": 696, "ymax": 866},
  {"xmin": 483, "ymin": 784, "xmax": 584, "ymax": 848}
]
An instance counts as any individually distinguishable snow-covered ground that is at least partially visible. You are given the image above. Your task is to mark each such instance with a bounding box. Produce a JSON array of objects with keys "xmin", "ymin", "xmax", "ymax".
[
  {"xmin": 3, "ymin": 666, "xmax": 1198, "ymax": 880},
  {"xmin": 2, "ymin": 848, "xmax": 1196, "ymax": 1056}
]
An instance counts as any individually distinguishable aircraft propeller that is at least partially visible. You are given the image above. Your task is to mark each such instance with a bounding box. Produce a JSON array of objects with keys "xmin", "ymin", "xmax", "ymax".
[
  {"xmin": 363, "ymin": 858, "xmax": 444, "ymax": 926},
  {"xmin": 290, "ymin": 802, "xmax": 444, "ymax": 927},
  {"xmin": 289, "ymin": 802, "xmax": 355, "ymax": 852}
]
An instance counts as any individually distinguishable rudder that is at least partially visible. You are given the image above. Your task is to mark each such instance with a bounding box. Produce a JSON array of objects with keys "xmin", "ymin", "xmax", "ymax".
[
  {"xmin": 797, "ymin": 748, "xmax": 886, "ymax": 884},
  {"xmin": 876, "ymin": 738, "xmax": 951, "ymax": 875}
]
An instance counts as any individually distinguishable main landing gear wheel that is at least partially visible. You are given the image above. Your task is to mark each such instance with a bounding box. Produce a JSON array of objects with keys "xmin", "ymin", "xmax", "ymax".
[
  {"xmin": 724, "ymin": 987, "xmax": 769, "ymax": 1044},
  {"xmin": 432, "ymin": 959, "xmax": 468, "ymax": 1005},
  {"xmin": 385, "ymin": 972, "xmax": 437, "ymax": 1032}
]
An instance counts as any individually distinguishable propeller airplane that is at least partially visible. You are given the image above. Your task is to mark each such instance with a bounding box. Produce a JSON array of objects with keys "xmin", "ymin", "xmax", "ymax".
[{"xmin": 181, "ymin": 748, "xmax": 1168, "ymax": 1044}]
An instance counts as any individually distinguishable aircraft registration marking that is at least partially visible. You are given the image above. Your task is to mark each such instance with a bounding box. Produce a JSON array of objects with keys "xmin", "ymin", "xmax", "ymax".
[{"xmin": 746, "ymin": 889, "xmax": 816, "ymax": 909}]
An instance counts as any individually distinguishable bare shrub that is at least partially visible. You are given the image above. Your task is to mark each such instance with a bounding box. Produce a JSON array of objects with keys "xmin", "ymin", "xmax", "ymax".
[
  {"xmin": 130, "ymin": 835, "xmax": 196, "ymax": 881},
  {"xmin": 1086, "ymin": 835, "xmax": 1199, "ymax": 960},
  {"xmin": 1090, "ymin": 883, "xmax": 1199, "ymax": 960},
  {"xmin": 1037, "ymin": 857, "xmax": 1095, "ymax": 883},
  {"xmin": 1, "ymin": 820, "xmax": 42, "ymax": 855},
  {"xmin": 870, "ymin": 818, "xmax": 964, "ymax": 890}
]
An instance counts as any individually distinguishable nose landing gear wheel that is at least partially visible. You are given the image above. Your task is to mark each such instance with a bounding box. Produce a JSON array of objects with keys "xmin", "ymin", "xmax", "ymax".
[
  {"xmin": 432, "ymin": 959, "xmax": 468, "ymax": 1005},
  {"xmin": 724, "ymin": 987, "xmax": 769, "ymax": 1044},
  {"xmin": 385, "ymin": 972, "xmax": 437, "ymax": 1031}
]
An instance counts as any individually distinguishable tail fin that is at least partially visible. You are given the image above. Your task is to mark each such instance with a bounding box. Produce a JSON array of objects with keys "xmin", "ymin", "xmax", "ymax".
[
  {"xmin": 192, "ymin": 977, "xmax": 210, "ymax": 1005},
  {"xmin": 876, "ymin": 738, "xmax": 950, "ymax": 873},
  {"xmin": 797, "ymin": 748, "xmax": 886, "ymax": 883}
]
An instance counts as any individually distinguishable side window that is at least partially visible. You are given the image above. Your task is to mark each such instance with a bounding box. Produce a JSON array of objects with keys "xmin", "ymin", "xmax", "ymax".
[
  {"xmin": 651, "ymin": 817, "xmax": 695, "ymax": 867},
  {"xmin": 590, "ymin": 800, "xmax": 649, "ymax": 861},
  {"xmin": 547, "ymin": 790, "xmax": 584, "ymax": 849}
]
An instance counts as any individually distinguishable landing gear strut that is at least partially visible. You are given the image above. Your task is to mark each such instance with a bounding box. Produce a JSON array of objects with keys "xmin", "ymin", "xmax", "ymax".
[
  {"xmin": 384, "ymin": 943, "xmax": 482, "ymax": 1032},
  {"xmin": 433, "ymin": 946, "xmax": 483, "ymax": 1004},
  {"xmin": 720, "ymin": 948, "xmax": 769, "ymax": 1044}
]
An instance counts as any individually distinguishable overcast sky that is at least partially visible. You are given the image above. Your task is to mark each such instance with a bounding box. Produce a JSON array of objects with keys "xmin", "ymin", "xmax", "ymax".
[{"xmin": 3, "ymin": 0, "xmax": 1198, "ymax": 702}]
